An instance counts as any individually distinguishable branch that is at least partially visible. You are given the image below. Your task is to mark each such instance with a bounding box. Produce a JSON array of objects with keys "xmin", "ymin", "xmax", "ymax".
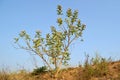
[
  {"xmin": 69, "ymin": 36, "xmax": 77, "ymax": 45},
  {"xmin": 16, "ymin": 40, "xmax": 52, "ymax": 70}
]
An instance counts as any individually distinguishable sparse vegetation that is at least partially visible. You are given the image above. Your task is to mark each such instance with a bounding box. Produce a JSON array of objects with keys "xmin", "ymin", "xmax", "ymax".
[
  {"xmin": 80, "ymin": 54, "xmax": 110, "ymax": 80},
  {"xmin": 1, "ymin": 55, "xmax": 120, "ymax": 80}
]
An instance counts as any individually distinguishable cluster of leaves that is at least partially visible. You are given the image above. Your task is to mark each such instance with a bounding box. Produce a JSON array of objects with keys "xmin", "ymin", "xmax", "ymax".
[{"xmin": 14, "ymin": 5, "xmax": 85, "ymax": 74}]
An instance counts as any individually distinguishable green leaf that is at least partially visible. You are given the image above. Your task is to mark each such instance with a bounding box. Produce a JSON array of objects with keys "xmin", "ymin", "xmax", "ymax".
[
  {"xmin": 57, "ymin": 18, "xmax": 63, "ymax": 26},
  {"xmin": 14, "ymin": 38, "xmax": 19, "ymax": 43},
  {"xmin": 57, "ymin": 5, "xmax": 62, "ymax": 15},
  {"xmin": 19, "ymin": 30, "xmax": 26, "ymax": 37},
  {"xmin": 67, "ymin": 8, "xmax": 72, "ymax": 17}
]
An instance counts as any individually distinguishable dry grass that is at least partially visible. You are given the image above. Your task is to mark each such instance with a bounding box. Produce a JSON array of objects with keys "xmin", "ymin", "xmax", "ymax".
[
  {"xmin": 1, "ymin": 57, "xmax": 120, "ymax": 80},
  {"xmin": 0, "ymin": 69, "xmax": 10, "ymax": 80}
]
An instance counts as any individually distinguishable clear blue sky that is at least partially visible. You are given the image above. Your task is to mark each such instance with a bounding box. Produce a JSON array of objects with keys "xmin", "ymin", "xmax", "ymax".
[{"xmin": 0, "ymin": 0, "xmax": 120, "ymax": 71}]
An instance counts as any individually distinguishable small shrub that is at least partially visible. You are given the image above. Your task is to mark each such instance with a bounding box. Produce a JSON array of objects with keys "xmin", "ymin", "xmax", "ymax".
[
  {"xmin": 92, "ymin": 55, "xmax": 109, "ymax": 77},
  {"xmin": 82, "ymin": 65, "xmax": 94, "ymax": 80},
  {"xmin": 81, "ymin": 54, "xmax": 94, "ymax": 80},
  {"xmin": 80, "ymin": 54, "xmax": 110, "ymax": 80},
  {"xmin": 32, "ymin": 66, "xmax": 47, "ymax": 75}
]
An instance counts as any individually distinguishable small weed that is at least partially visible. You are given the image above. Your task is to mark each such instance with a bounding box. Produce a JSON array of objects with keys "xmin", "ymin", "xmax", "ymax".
[
  {"xmin": 31, "ymin": 66, "xmax": 47, "ymax": 75},
  {"xmin": 80, "ymin": 54, "xmax": 94, "ymax": 80}
]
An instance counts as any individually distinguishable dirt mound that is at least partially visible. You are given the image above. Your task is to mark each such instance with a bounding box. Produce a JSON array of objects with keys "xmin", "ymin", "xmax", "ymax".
[
  {"xmin": 32, "ymin": 61, "xmax": 120, "ymax": 80},
  {"xmin": 1, "ymin": 60, "xmax": 120, "ymax": 80}
]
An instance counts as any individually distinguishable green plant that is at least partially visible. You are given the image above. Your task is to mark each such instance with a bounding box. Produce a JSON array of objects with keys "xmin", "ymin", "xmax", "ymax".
[
  {"xmin": 14, "ymin": 5, "xmax": 86, "ymax": 76},
  {"xmin": 92, "ymin": 55, "xmax": 109, "ymax": 77},
  {"xmin": 80, "ymin": 54, "xmax": 94, "ymax": 80},
  {"xmin": 80, "ymin": 54, "xmax": 110, "ymax": 80},
  {"xmin": 32, "ymin": 66, "xmax": 47, "ymax": 75}
]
